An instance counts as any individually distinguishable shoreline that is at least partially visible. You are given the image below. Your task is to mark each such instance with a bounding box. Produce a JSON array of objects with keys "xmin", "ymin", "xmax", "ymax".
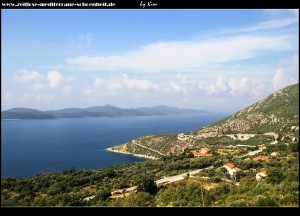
[{"xmin": 106, "ymin": 147, "xmax": 158, "ymax": 160}]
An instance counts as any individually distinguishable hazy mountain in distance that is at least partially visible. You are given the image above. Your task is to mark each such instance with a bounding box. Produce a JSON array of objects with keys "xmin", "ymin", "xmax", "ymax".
[{"xmin": 1, "ymin": 105, "xmax": 209, "ymax": 119}]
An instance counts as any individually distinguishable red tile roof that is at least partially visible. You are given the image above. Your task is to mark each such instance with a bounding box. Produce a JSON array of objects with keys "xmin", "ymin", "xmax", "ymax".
[
  {"xmin": 261, "ymin": 170, "xmax": 268, "ymax": 176},
  {"xmin": 224, "ymin": 163, "xmax": 235, "ymax": 169},
  {"xmin": 200, "ymin": 147, "xmax": 211, "ymax": 153}
]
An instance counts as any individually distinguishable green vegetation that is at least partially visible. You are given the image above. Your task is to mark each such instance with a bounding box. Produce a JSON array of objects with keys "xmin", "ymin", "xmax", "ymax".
[
  {"xmin": 1, "ymin": 144, "xmax": 298, "ymax": 206},
  {"xmin": 1, "ymin": 83, "xmax": 299, "ymax": 207},
  {"xmin": 137, "ymin": 176, "xmax": 157, "ymax": 195}
]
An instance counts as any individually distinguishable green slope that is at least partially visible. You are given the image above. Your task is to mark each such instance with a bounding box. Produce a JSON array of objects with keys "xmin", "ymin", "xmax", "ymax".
[{"xmin": 111, "ymin": 83, "xmax": 299, "ymax": 157}]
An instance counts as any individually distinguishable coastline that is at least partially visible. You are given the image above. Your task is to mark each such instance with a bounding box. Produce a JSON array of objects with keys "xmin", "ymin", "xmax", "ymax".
[{"xmin": 106, "ymin": 147, "xmax": 158, "ymax": 160}]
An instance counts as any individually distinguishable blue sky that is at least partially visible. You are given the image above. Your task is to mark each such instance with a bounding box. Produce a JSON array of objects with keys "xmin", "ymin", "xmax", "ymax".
[{"xmin": 2, "ymin": 9, "xmax": 299, "ymax": 112}]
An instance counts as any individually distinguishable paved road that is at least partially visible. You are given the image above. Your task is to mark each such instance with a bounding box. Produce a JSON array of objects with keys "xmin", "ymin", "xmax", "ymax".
[
  {"xmin": 237, "ymin": 147, "xmax": 266, "ymax": 158},
  {"xmin": 156, "ymin": 166, "xmax": 213, "ymax": 185},
  {"xmin": 83, "ymin": 166, "xmax": 213, "ymax": 201}
]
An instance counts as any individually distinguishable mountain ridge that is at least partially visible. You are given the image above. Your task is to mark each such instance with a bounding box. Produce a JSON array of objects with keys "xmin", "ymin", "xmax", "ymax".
[{"xmin": 1, "ymin": 105, "xmax": 209, "ymax": 119}]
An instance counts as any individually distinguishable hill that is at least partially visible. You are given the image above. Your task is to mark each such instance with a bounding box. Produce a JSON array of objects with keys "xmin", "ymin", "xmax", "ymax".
[
  {"xmin": 1, "ymin": 108, "xmax": 55, "ymax": 119},
  {"xmin": 1, "ymin": 105, "xmax": 208, "ymax": 119},
  {"xmin": 110, "ymin": 83, "xmax": 299, "ymax": 158}
]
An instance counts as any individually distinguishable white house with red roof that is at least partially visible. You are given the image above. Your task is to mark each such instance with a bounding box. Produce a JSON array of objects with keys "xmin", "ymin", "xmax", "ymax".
[
  {"xmin": 223, "ymin": 163, "xmax": 235, "ymax": 172},
  {"xmin": 223, "ymin": 163, "xmax": 241, "ymax": 177},
  {"xmin": 256, "ymin": 169, "xmax": 268, "ymax": 181}
]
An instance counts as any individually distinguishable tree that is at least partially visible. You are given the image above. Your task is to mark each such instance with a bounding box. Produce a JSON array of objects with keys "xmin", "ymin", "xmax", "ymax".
[
  {"xmin": 95, "ymin": 189, "xmax": 111, "ymax": 201},
  {"xmin": 137, "ymin": 176, "xmax": 157, "ymax": 195},
  {"xmin": 289, "ymin": 143, "xmax": 299, "ymax": 152},
  {"xmin": 267, "ymin": 168, "xmax": 284, "ymax": 184}
]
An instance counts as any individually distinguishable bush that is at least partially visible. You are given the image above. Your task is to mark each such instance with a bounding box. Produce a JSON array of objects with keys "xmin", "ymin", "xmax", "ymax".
[
  {"xmin": 255, "ymin": 196, "xmax": 278, "ymax": 206},
  {"xmin": 137, "ymin": 176, "xmax": 157, "ymax": 195},
  {"xmin": 95, "ymin": 189, "xmax": 111, "ymax": 201}
]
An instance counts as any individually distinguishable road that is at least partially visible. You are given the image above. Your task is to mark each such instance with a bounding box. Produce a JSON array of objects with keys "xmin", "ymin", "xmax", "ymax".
[
  {"xmin": 83, "ymin": 166, "xmax": 213, "ymax": 201},
  {"xmin": 155, "ymin": 166, "xmax": 213, "ymax": 185},
  {"xmin": 237, "ymin": 147, "xmax": 266, "ymax": 158}
]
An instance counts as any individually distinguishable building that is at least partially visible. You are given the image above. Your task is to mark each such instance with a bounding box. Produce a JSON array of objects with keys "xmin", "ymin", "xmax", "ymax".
[
  {"xmin": 191, "ymin": 151, "xmax": 212, "ymax": 157},
  {"xmin": 223, "ymin": 163, "xmax": 241, "ymax": 177},
  {"xmin": 256, "ymin": 169, "xmax": 268, "ymax": 181},
  {"xmin": 229, "ymin": 167, "xmax": 241, "ymax": 176},
  {"xmin": 223, "ymin": 163, "xmax": 235, "ymax": 172},
  {"xmin": 200, "ymin": 147, "xmax": 211, "ymax": 154}
]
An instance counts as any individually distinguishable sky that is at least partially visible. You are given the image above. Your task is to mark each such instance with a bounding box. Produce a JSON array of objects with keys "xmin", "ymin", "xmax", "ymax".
[{"xmin": 2, "ymin": 9, "xmax": 299, "ymax": 113}]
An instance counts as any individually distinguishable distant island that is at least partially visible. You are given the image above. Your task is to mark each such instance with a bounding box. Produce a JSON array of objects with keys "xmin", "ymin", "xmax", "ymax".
[{"xmin": 1, "ymin": 105, "xmax": 209, "ymax": 119}]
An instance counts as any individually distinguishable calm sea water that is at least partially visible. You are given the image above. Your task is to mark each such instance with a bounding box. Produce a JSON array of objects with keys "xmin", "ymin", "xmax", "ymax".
[{"xmin": 1, "ymin": 113, "xmax": 227, "ymax": 178}]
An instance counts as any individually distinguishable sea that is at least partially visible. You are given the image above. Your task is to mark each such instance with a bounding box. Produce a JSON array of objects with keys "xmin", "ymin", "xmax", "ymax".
[{"xmin": 1, "ymin": 113, "xmax": 228, "ymax": 178}]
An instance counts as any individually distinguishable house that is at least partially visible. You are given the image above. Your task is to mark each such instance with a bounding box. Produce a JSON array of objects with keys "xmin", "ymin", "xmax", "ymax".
[
  {"xmin": 270, "ymin": 152, "xmax": 280, "ymax": 157},
  {"xmin": 222, "ymin": 163, "xmax": 235, "ymax": 172},
  {"xmin": 222, "ymin": 163, "xmax": 241, "ymax": 177},
  {"xmin": 244, "ymin": 157, "xmax": 251, "ymax": 161},
  {"xmin": 191, "ymin": 151, "xmax": 212, "ymax": 157},
  {"xmin": 256, "ymin": 169, "xmax": 268, "ymax": 181},
  {"xmin": 200, "ymin": 147, "xmax": 211, "ymax": 154},
  {"xmin": 229, "ymin": 167, "xmax": 241, "ymax": 176},
  {"xmin": 181, "ymin": 146, "xmax": 189, "ymax": 153}
]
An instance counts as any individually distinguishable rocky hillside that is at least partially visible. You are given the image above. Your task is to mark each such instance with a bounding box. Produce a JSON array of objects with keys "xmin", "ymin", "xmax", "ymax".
[
  {"xmin": 110, "ymin": 83, "xmax": 299, "ymax": 158},
  {"xmin": 198, "ymin": 83, "xmax": 299, "ymax": 135}
]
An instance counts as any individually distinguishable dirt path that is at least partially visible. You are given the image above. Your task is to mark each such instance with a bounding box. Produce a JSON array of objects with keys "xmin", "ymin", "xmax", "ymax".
[{"xmin": 132, "ymin": 139, "xmax": 165, "ymax": 156}]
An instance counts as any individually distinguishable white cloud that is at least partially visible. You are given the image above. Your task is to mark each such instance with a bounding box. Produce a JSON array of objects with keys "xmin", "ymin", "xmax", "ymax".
[
  {"xmin": 66, "ymin": 34, "xmax": 294, "ymax": 73},
  {"xmin": 228, "ymin": 77, "xmax": 249, "ymax": 96},
  {"xmin": 272, "ymin": 68, "xmax": 296, "ymax": 90},
  {"xmin": 220, "ymin": 18, "xmax": 298, "ymax": 35},
  {"xmin": 166, "ymin": 81, "xmax": 186, "ymax": 93},
  {"xmin": 250, "ymin": 81, "xmax": 266, "ymax": 97},
  {"xmin": 82, "ymin": 74, "xmax": 159, "ymax": 95},
  {"xmin": 47, "ymin": 70, "xmax": 64, "ymax": 88},
  {"xmin": 206, "ymin": 76, "xmax": 228, "ymax": 95},
  {"xmin": 121, "ymin": 74, "xmax": 159, "ymax": 90},
  {"xmin": 205, "ymin": 76, "xmax": 267, "ymax": 98},
  {"xmin": 13, "ymin": 69, "xmax": 41, "ymax": 83},
  {"xmin": 47, "ymin": 70, "xmax": 75, "ymax": 88}
]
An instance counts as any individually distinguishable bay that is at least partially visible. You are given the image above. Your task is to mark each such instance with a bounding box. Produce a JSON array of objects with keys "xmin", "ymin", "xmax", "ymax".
[{"xmin": 1, "ymin": 113, "xmax": 228, "ymax": 178}]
